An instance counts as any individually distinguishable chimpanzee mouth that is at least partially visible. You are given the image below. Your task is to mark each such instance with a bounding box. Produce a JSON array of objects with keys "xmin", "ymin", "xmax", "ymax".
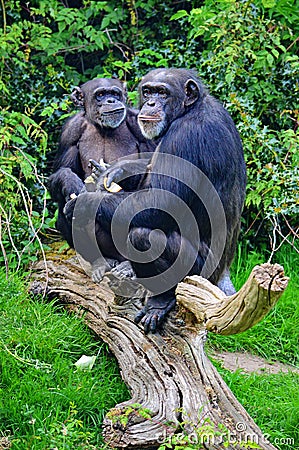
[
  {"xmin": 138, "ymin": 115, "xmax": 162, "ymax": 122},
  {"xmin": 138, "ymin": 115, "xmax": 165, "ymax": 139},
  {"xmin": 99, "ymin": 108, "xmax": 126, "ymax": 129},
  {"xmin": 102, "ymin": 107, "xmax": 125, "ymax": 116}
]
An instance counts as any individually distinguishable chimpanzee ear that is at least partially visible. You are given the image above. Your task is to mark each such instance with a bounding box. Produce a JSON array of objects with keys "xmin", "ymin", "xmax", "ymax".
[
  {"xmin": 70, "ymin": 86, "xmax": 84, "ymax": 108},
  {"xmin": 184, "ymin": 79, "xmax": 200, "ymax": 107}
]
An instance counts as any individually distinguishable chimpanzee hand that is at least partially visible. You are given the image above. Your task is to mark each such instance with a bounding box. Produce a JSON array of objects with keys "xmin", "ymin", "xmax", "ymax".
[
  {"xmin": 88, "ymin": 159, "xmax": 110, "ymax": 179},
  {"xmin": 103, "ymin": 158, "xmax": 151, "ymax": 191},
  {"xmin": 48, "ymin": 168, "xmax": 84, "ymax": 203},
  {"xmin": 134, "ymin": 295, "xmax": 176, "ymax": 334},
  {"xmin": 62, "ymin": 176, "xmax": 84, "ymax": 202},
  {"xmin": 63, "ymin": 197, "xmax": 77, "ymax": 223}
]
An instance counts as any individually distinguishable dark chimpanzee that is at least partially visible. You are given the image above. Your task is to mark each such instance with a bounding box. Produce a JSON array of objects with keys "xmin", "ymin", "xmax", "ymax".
[
  {"xmin": 48, "ymin": 77, "xmax": 155, "ymax": 249},
  {"xmin": 64, "ymin": 68, "xmax": 246, "ymax": 333}
]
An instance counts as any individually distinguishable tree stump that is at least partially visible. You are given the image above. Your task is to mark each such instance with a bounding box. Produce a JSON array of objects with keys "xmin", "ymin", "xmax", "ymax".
[{"xmin": 30, "ymin": 258, "xmax": 288, "ymax": 450}]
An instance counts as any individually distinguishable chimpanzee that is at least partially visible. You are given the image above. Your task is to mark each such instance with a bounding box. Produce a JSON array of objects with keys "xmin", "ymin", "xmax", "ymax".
[
  {"xmin": 48, "ymin": 77, "xmax": 155, "ymax": 248},
  {"xmin": 64, "ymin": 68, "xmax": 246, "ymax": 333}
]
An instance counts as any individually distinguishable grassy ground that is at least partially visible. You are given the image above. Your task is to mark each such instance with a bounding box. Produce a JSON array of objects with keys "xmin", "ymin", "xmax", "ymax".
[
  {"xmin": 0, "ymin": 273, "xmax": 129, "ymax": 449},
  {"xmin": 208, "ymin": 243, "xmax": 299, "ymax": 366},
  {"xmin": 208, "ymin": 244, "xmax": 299, "ymax": 450},
  {"xmin": 0, "ymin": 243, "xmax": 298, "ymax": 449}
]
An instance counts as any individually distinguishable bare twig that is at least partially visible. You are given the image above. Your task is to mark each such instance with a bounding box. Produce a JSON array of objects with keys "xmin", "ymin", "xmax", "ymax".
[
  {"xmin": 268, "ymin": 215, "xmax": 299, "ymax": 263},
  {"xmin": 0, "ymin": 215, "xmax": 9, "ymax": 279},
  {"xmin": 0, "ymin": 165, "xmax": 49, "ymax": 294},
  {"xmin": 0, "ymin": 206, "xmax": 21, "ymax": 269}
]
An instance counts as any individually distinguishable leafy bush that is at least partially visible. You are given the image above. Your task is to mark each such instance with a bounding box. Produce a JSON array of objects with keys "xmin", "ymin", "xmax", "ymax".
[
  {"xmin": 171, "ymin": 0, "xmax": 299, "ymax": 242},
  {"xmin": 0, "ymin": 0, "xmax": 298, "ymax": 270},
  {"xmin": 0, "ymin": 0, "xmax": 191, "ymax": 270}
]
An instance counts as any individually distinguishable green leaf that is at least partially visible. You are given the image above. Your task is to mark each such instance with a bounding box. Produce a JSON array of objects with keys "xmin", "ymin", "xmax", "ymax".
[
  {"xmin": 170, "ymin": 10, "xmax": 189, "ymax": 20},
  {"xmin": 267, "ymin": 52, "xmax": 274, "ymax": 66}
]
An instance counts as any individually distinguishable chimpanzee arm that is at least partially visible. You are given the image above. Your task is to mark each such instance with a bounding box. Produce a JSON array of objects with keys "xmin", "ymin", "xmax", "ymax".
[
  {"xmin": 53, "ymin": 112, "xmax": 86, "ymax": 175},
  {"xmin": 48, "ymin": 168, "xmax": 84, "ymax": 203},
  {"xmin": 48, "ymin": 113, "xmax": 87, "ymax": 203}
]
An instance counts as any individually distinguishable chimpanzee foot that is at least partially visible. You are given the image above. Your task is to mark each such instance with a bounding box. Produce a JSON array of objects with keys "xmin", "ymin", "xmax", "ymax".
[
  {"xmin": 134, "ymin": 296, "xmax": 176, "ymax": 334},
  {"xmin": 92, "ymin": 257, "xmax": 118, "ymax": 283},
  {"xmin": 105, "ymin": 261, "xmax": 147, "ymax": 298},
  {"xmin": 110, "ymin": 260, "xmax": 136, "ymax": 279}
]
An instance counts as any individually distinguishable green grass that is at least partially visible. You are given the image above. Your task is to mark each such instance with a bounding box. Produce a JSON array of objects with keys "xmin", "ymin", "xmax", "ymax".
[
  {"xmin": 0, "ymin": 243, "xmax": 298, "ymax": 449},
  {"xmin": 212, "ymin": 362, "xmax": 299, "ymax": 450},
  {"xmin": 208, "ymin": 244, "xmax": 299, "ymax": 366},
  {"xmin": 0, "ymin": 272, "xmax": 129, "ymax": 449},
  {"xmin": 208, "ymin": 243, "xmax": 299, "ymax": 450}
]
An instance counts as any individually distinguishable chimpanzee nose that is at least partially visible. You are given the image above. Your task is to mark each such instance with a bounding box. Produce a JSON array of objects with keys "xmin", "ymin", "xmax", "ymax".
[
  {"xmin": 147, "ymin": 100, "xmax": 156, "ymax": 107},
  {"xmin": 107, "ymin": 98, "xmax": 116, "ymax": 103}
]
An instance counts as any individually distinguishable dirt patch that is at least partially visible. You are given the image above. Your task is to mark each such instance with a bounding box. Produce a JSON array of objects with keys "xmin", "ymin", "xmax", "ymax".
[{"xmin": 212, "ymin": 351, "xmax": 299, "ymax": 375}]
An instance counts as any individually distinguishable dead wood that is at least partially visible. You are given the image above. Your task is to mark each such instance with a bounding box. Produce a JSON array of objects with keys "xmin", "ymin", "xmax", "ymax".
[{"xmin": 30, "ymin": 259, "xmax": 288, "ymax": 450}]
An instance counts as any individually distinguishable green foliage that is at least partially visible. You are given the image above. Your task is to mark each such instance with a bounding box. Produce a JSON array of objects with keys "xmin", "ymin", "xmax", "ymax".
[
  {"xmin": 171, "ymin": 0, "xmax": 299, "ymax": 238},
  {"xmin": 106, "ymin": 403, "xmax": 153, "ymax": 429},
  {"xmin": 0, "ymin": 110, "xmax": 49, "ymax": 269},
  {"xmin": 0, "ymin": 0, "xmax": 298, "ymax": 267}
]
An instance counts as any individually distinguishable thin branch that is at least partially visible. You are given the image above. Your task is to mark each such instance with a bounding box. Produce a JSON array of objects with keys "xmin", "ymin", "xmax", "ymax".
[
  {"xmin": 286, "ymin": 36, "xmax": 299, "ymax": 52},
  {"xmin": 0, "ymin": 167, "xmax": 49, "ymax": 295},
  {"xmin": 0, "ymin": 205, "xmax": 21, "ymax": 269},
  {"xmin": 104, "ymin": 28, "xmax": 131, "ymax": 61},
  {"xmin": 0, "ymin": 216, "xmax": 9, "ymax": 279}
]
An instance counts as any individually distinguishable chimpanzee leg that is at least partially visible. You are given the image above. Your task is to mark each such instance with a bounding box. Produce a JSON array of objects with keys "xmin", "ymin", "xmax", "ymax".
[
  {"xmin": 64, "ymin": 191, "xmax": 127, "ymax": 279},
  {"xmin": 91, "ymin": 225, "xmax": 126, "ymax": 282},
  {"xmin": 129, "ymin": 228, "xmax": 208, "ymax": 333}
]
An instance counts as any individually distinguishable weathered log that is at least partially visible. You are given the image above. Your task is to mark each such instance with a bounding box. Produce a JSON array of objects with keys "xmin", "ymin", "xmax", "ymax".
[{"xmin": 30, "ymin": 259, "xmax": 288, "ymax": 450}]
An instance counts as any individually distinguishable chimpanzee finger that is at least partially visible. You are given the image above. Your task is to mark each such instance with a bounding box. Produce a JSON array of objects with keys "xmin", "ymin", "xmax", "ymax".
[
  {"xmin": 143, "ymin": 314, "xmax": 155, "ymax": 335},
  {"xmin": 134, "ymin": 308, "xmax": 146, "ymax": 324},
  {"xmin": 106, "ymin": 168, "xmax": 124, "ymax": 188},
  {"xmin": 149, "ymin": 314, "xmax": 158, "ymax": 334},
  {"xmin": 88, "ymin": 159, "xmax": 107, "ymax": 173}
]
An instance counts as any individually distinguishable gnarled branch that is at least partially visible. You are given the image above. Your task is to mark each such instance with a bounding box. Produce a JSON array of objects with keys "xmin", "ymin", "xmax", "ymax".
[{"xmin": 30, "ymin": 260, "xmax": 288, "ymax": 449}]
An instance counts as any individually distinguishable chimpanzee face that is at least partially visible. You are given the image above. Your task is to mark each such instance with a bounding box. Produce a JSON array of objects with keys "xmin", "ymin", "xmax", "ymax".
[
  {"xmin": 137, "ymin": 69, "xmax": 200, "ymax": 139},
  {"xmin": 71, "ymin": 78, "xmax": 127, "ymax": 129},
  {"xmin": 90, "ymin": 86, "xmax": 127, "ymax": 129}
]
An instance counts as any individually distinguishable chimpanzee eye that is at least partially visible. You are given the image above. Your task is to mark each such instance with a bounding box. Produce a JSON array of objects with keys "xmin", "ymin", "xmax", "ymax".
[
  {"xmin": 143, "ymin": 87, "xmax": 151, "ymax": 98},
  {"xmin": 95, "ymin": 92, "xmax": 104, "ymax": 100},
  {"xmin": 159, "ymin": 88, "xmax": 168, "ymax": 98},
  {"xmin": 112, "ymin": 90, "xmax": 121, "ymax": 99}
]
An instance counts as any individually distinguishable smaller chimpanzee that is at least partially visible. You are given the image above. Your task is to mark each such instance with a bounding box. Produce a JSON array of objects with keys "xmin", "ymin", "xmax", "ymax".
[{"xmin": 48, "ymin": 77, "xmax": 155, "ymax": 250}]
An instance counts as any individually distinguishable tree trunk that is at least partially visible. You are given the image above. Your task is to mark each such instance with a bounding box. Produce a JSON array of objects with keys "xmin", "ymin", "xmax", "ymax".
[{"xmin": 30, "ymin": 259, "xmax": 288, "ymax": 450}]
